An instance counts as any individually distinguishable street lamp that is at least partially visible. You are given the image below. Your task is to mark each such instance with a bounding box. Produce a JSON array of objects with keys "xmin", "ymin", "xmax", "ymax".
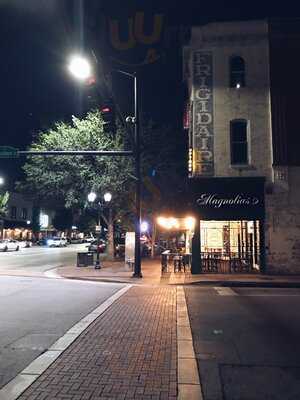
[
  {"xmin": 69, "ymin": 55, "xmax": 142, "ymax": 278},
  {"xmin": 0, "ymin": 177, "xmax": 4, "ymax": 186},
  {"xmin": 87, "ymin": 191, "xmax": 112, "ymax": 269},
  {"xmin": 68, "ymin": 55, "xmax": 93, "ymax": 81}
]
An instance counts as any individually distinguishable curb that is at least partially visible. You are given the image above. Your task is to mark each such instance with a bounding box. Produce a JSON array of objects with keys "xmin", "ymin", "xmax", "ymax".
[
  {"xmin": 56, "ymin": 275, "xmax": 300, "ymax": 288},
  {"xmin": 189, "ymin": 281, "xmax": 300, "ymax": 288}
]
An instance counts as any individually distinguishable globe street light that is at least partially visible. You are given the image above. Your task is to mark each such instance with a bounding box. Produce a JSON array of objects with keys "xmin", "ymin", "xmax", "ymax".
[
  {"xmin": 87, "ymin": 191, "xmax": 97, "ymax": 203},
  {"xmin": 88, "ymin": 191, "xmax": 112, "ymax": 269}
]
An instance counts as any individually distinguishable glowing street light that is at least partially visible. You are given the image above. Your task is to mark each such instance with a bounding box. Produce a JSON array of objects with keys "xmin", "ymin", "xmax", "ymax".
[
  {"xmin": 0, "ymin": 176, "xmax": 4, "ymax": 186},
  {"xmin": 87, "ymin": 191, "xmax": 112, "ymax": 269},
  {"xmin": 87, "ymin": 191, "xmax": 97, "ymax": 203},
  {"xmin": 103, "ymin": 192, "xmax": 112, "ymax": 203},
  {"xmin": 68, "ymin": 55, "xmax": 93, "ymax": 81},
  {"xmin": 141, "ymin": 221, "xmax": 149, "ymax": 233}
]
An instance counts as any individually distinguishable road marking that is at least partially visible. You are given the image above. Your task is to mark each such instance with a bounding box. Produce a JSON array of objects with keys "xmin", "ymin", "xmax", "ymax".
[
  {"xmin": 0, "ymin": 284, "xmax": 132, "ymax": 400},
  {"xmin": 214, "ymin": 287, "xmax": 238, "ymax": 296},
  {"xmin": 177, "ymin": 286, "xmax": 203, "ymax": 400},
  {"xmin": 44, "ymin": 268, "xmax": 62, "ymax": 279}
]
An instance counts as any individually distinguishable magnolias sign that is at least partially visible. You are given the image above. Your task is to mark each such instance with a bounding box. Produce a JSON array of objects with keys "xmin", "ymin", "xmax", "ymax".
[
  {"xmin": 191, "ymin": 178, "xmax": 265, "ymax": 219},
  {"xmin": 197, "ymin": 193, "xmax": 260, "ymax": 209}
]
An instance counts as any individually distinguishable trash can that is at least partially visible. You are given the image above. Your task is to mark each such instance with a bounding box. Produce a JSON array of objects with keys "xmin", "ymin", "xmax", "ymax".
[{"xmin": 77, "ymin": 252, "xmax": 94, "ymax": 267}]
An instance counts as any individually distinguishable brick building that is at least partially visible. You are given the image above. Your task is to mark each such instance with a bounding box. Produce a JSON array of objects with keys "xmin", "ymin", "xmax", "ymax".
[{"xmin": 183, "ymin": 19, "xmax": 300, "ymax": 274}]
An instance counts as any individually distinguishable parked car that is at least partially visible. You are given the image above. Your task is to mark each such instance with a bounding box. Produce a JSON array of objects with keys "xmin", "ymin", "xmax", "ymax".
[
  {"xmin": 47, "ymin": 237, "xmax": 67, "ymax": 247},
  {"xmin": 36, "ymin": 238, "xmax": 46, "ymax": 246},
  {"xmin": 87, "ymin": 239, "xmax": 106, "ymax": 253},
  {"xmin": 70, "ymin": 237, "xmax": 84, "ymax": 244},
  {"xmin": 0, "ymin": 239, "xmax": 20, "ymax": 252},
  {"xmin": 84, "ymin": 236, "xmax": 95, "ymax": 243},
  {"xmin": 18, "ymin": 240, "xmax": 32, "ymax": 248}
]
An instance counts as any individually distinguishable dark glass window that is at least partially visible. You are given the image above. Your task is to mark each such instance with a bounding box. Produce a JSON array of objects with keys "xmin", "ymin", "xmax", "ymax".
[
  {"xmin": 230, "ymin": 120, "xmax": 248, "ymax": 165},
  {"xmin": 230, "ymin": 56, "xmax": 245, "ymax": 88},
  {"xmin": 11, "ymin": 206, "xmax": 17, "ymax": 219},
  {"xmin": 22, "ymin": 208, "xmax": 28, "ymax": 220}
]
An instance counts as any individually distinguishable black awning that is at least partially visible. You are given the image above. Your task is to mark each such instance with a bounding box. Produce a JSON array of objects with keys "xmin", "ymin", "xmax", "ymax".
[{"xmin": 189, "ymin": 177, "xmax": 265, "ymax": 220}]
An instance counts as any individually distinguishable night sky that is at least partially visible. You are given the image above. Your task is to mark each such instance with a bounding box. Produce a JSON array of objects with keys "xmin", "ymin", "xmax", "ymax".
[{"xmin": 1, "ymin": 0, "xmax": 300, "ymax": 185}]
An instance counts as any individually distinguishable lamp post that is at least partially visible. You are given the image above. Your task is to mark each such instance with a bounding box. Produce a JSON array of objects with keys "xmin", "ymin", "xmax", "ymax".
[
  {"xmin": 69, "ymin": 55, "xmax": 142, "ymax": 278},
  {"xmin": 87, "ymin": 191, "xmax": 112, "ymax": 269}
]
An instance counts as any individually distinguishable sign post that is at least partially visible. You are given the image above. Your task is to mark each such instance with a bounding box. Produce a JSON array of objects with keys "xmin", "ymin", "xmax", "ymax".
[{"xmin": 0, "ymin": 147, "xmax": 19, "ymax": 158}]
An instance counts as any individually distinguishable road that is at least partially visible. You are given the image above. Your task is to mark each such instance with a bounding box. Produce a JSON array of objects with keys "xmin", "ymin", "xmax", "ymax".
[
  {"xmin": 0, "ymin": 275, "xmax": 125, "ymax": 390},
  {"xmin": 185, "ymin": 286, "xmax": 300, "ymax": 400},
  {"xmin": 0, "ymin": 243, "xmax": 89, "ymax": 274}
]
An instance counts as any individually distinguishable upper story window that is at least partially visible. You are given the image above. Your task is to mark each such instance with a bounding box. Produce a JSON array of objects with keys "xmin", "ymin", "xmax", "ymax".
[
  {"xmin": 230, "ymin": 119, "xmax": 249, "ymax": 165},
  {"xmin": 11, "ymin": 206, "xmax": 17, "ymax": 220},
  {"xmin": 21, "ymin": 208, "xmax": 28, "ymax": 220},
  {"xmin": 230, "ymin": 56, "xmax": 245, "ymax": 88}
]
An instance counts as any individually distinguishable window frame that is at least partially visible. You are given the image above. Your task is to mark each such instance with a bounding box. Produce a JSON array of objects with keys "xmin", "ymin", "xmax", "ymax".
[
  {"xmin": 230, "ymin": 119, "xmax": 250, "ymax": 166},
  {"xmin": 229, "ymin": 55, "xmax": 246, "ymax": 88},
  {"xmin": 21, "ymin": 208, "xmax": 28, "ymax": 220},
  {"xmin": 11, "ymin": 206, "xmax": 17, "ymax": 220}
]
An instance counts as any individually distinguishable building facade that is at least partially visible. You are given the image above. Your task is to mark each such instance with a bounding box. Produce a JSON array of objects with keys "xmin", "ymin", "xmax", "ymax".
[
  {"xmin": 1, "ymin": 192, "xmax": 55, "ymax": 241},
  {"xmin": 2, "ymin": 192, "xmax": 33, "ymax": 240},
  {"xmin": 183, "ymin": 19, "xmax": 300, "ymax": 274}
]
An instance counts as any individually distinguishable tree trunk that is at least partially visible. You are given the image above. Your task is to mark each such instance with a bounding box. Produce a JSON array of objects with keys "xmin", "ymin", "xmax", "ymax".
[{"xmin": 107, "ymin": 208, "xmax": 115, "ymax": 260}]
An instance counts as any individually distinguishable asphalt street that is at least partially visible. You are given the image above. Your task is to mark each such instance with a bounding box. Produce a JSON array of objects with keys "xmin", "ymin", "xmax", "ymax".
[
  {"xmin": 0, "ymin": 275, "xmax": 125, "ymax": 390},
  {"xmin": 185, "ymin": 286, "xmax": 300, "ymax": 400},
  {"xmin": 0, "ymin": 243, "xmax": 88, "ymax": 274}
]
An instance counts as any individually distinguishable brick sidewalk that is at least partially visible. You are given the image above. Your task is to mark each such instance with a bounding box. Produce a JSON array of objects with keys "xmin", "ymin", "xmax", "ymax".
[{"xmin": 18, "ymin": 286, "xmax": 177, "ymax": 400}]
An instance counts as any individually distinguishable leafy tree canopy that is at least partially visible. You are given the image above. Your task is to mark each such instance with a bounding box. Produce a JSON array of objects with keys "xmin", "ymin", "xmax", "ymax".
[
  {"xmin": 0, "ymin": 192, "xmax": 9, "ymax": 219},
  {"xmin": 23, "ymin": 111, "xmax": 134, "ymax": 218}
]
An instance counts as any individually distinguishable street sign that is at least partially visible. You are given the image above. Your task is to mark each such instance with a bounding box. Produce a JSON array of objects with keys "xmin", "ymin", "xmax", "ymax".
[{"xmin": 0, "ymin": 146, "xmax": 19, "ymax": 158}]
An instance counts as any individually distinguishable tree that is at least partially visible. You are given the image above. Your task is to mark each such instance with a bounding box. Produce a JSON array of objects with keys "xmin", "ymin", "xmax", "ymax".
[
  {"xmin": 22, "ymin": 110, "xmax": 134, "ymax": 258},
  {"xmin": 140, "ymin": 120, "xmax": 188, "ymax": 256},
  {"xmin": 0, "ymin": 192, "xmax": 9, "ymax": 239}
]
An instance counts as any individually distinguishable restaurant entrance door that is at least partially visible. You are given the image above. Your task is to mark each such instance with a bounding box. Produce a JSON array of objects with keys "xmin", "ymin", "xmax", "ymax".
[{"xmin": 199, "ymin": 220, "xmax": 261, "ymax": 273}]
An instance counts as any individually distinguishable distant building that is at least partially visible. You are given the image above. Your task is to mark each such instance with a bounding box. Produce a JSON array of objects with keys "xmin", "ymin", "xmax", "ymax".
[
  {"xmin": 183, "ymin": 19, "xmax": 300, "ymax": 274},
  {"xmin": 2, "ymin": 192, "xmax": 33, "ymax": 240},
  {"xmin": 2, "ymin": 192, "xmax": 55, "ymax": 240}
]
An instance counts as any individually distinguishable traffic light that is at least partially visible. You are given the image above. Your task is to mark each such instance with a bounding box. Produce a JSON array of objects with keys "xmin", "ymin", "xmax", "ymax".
[{"xmin": 100, "ymin": 103, "xmax": 115, "ymax": 134}]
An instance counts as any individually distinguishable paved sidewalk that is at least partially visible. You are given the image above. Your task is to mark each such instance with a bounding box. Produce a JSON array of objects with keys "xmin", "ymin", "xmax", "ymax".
[
  {"xmin": 56, "ymin": 258, "xmax": 300, "ymax": 287},
  {"xmin": 17, "ymin": 286, "xmax": 178, "ymax": 400}
]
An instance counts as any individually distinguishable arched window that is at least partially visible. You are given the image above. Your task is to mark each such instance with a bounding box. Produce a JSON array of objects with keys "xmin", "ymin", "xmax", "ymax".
[
  {"xmin": 230, "ymin": 56, "xmax": 245, "ymax": 88},
  {"xmin": 230, "ymin": 119, "xmax": 248, "ymax": 165}
]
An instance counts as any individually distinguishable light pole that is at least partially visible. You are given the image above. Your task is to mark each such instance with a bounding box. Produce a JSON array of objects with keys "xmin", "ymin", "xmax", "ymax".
[
  {"xmin": 69, "ymin": 55, "xmax": 142, "ymax": 278},
  {"xmin": 87, "ymin": 191, "xmax": 112, "ymax": 269}
]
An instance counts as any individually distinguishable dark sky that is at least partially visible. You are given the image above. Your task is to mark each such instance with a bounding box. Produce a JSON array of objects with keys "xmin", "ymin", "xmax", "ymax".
[{"xmin": 1, "ymin": 0, "xmax": 300, "ymax": 185}]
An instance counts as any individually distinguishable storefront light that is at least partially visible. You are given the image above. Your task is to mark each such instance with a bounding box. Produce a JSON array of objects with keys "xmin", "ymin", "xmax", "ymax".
[
  {"xmin": 157, "ymin": 217, "xmax": 180, "ymax": 230},
  {"xmin": 40, "ymin": 214, "xmax": 49, "ymax": 229},
  {"xmin": 184, "ymin": 216, "xmax": 196, "ymax": 230}
]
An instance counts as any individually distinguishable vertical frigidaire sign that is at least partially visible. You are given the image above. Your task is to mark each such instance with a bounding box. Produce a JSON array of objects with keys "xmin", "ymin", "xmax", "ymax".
[{"xmin": 193, "ymin": 51, "xmax": 214, "ymax": 176}]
